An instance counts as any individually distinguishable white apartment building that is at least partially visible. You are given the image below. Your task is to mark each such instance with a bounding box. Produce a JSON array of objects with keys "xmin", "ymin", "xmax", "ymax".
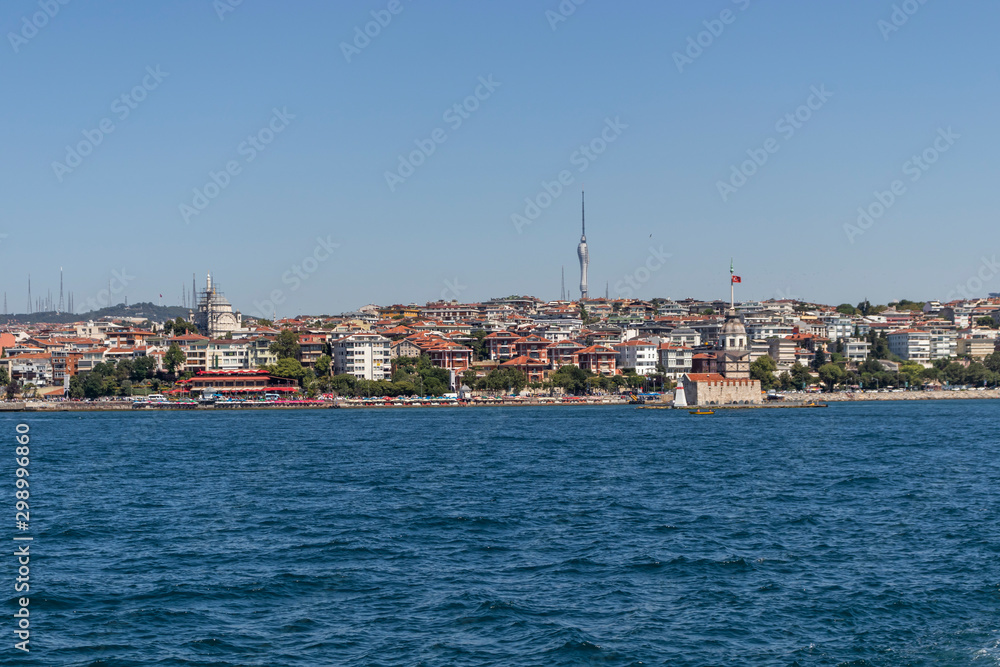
[
  {"xmin": 658, "ymin": 344, "xmax": 693, "ymax": 379},
  {"xmin": 843, "ymin": 338, "xmax": 871, "ymax": 363},
  {"xmin": 205, "ymin": 340, "xmax": 251, "ymax": 371},
  {"xmin": 332, "ymin": 333, "xmax": 391, "ymax": 380},
  {"xmin": 887, "ymin": 329, "xmax": 930, "ymax": 363},
  {"xmin": 768, "ymin": 338, "xmax": 797, "ymax": 367},
  {"xmin": 746, "ymin": 322, "xmax": 795, "ymax": 340},
  {"xmin": 614, "ymin": 339, "xmax": 659, "ymax": 376},
  {"xmin": 669, "ymin": 327, "xmax": 701, "ymax": 347},
  {"xmin": 818, "ymin": 315, "xmax": 855, "ymax": 341},
  {"xmin": 928, "ymin": 329, "xmax": 957, "ymax": 360}
]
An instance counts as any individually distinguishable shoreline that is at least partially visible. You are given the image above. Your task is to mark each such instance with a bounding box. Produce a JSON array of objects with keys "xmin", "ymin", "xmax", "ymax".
[{"xmin": 2, "ymin": 389, "xmax": 999, "ymax": 412}]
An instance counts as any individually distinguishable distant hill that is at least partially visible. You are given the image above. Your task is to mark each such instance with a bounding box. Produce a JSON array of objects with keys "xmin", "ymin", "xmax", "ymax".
[{"xmin": 3, "ymin": 302, "xmax": 190, "ymax": 325}]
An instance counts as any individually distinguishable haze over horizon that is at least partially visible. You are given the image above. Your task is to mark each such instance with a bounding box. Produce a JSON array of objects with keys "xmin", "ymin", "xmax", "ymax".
[{"xmin": 3, "ymin": 0, "xmax": 998, "ymax": 316}]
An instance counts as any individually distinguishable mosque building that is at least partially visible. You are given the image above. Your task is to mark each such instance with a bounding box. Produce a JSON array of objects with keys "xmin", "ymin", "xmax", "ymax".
[{"xmin": 191, "ymin": 273, "xmax": 242, "ymax": 339}]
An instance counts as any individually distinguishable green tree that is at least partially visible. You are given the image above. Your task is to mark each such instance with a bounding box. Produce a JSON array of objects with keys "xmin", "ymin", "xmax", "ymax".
[
  {"xmin": 964, "ymin": 362, "xmax": 989, "ymax": 386},
  {"xmin": 976, "ymin": 316, "xmax": 996, "ymax": 328},
  {"xmin": 836, "ymin": 303, "xmax": 860, "ymax": 316},
  {"xmin": 164, "ymin": 343, "xmax": 186, "ymax": 374},
  {"xmin": 269, "ymin": 357, "xmax": 307, "ymax": 383},
  {"xmin": 818, "ymin": 363, "xmax": 846, "ymax": 391},
  {"xmin": 0, "ymin": 366, "xmax": 8, "ymax": 386},
  {"xmin": 701, "ymin": 308, "xmax": 714, "ymax": 316},
  {"xmin": 475, "ymin": 368, "xmax": 527, "ymax": 394},
  {"xmin": 749, "ymin": 355, "xmax": 778, "ymax": 390},
  {"xmin": 330, "ymin": 373, "xmax": 358, "ymax": 396},
  {"xmin": 777, "ymin": 371, "xmax": 794, "ymax": 391},
  {"xmin": 132, "ymin": 356, "xmax": 157, "ymax": 381},
  {"xmin": 551, "ymin": 365, "xmax": 592, "ymax": 394},
  {"xmin": 469, "ymin": 331, "xmax": 489, "ymax": 361},
  {"xmin": 82, "ymin": 372, "xmax": 105, "ymax": 399},
  {"xmin": 68, "ymin": 375, "xmax": 84, "ymax": 399},
  {"xmin": 314, "ymin": 353, "xmax": 332, "ymax": 378},
  {"xmin": 790, "ymin": 362, "xmax": 812, "ymax": 389},
  {"xmin": 859, "ymin": 357, "xmax": 884, "ymax": 374},
  {"xmin": 984, "ymin": 351, "xmax": 1000, "ymax": 373},
  {"xmin": 270, "ymin": 329, "xmax": 301, "ymax": 360},
  {"xmin": 898, "ymin": 362, "xmax": 924, "ymax": 388},
  {"xmin": 811, "ymin": 348, "xmax": 827, "ymax": 371},
  {"xmin": 943, "ymin": 362, "xmax": 965, "ymax": 385}
]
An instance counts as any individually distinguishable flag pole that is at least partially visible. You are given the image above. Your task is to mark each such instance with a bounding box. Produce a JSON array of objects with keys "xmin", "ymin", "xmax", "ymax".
[{"xmin": 730, "ymin": 259, "xmax": 734, "ymax": 310}]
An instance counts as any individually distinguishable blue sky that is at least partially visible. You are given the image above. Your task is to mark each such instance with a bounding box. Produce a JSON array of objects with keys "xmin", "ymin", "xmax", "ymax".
[{"xmin": 2, "ymin": 0, "xmax": 998, "ymax": 317}]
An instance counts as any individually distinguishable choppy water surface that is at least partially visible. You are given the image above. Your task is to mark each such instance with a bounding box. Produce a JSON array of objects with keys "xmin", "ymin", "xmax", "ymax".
[{"xmin": 6, "ymin": 401, "xmax": 1000, "ymax": 665}]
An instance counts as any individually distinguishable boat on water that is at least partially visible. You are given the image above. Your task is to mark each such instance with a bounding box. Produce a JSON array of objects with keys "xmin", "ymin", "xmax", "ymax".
[
  {"xmin": 689, "ymin": 409, "xmax": 715, "ymax": 415},
  {"xmin": 802, "ymin": 401, "xmax": 828, "ymax": 408}
]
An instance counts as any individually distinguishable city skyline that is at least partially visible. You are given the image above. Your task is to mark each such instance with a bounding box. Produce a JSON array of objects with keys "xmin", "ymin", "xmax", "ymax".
[{"xmin": 3, "ymin": 2, "xmax": 998, "ymax": 312}]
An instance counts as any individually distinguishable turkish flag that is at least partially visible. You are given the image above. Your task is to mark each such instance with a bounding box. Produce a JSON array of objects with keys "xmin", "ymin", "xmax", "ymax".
[{"xmin": 731, "ymin": 276, "xmax": 742, "ymax": 283}]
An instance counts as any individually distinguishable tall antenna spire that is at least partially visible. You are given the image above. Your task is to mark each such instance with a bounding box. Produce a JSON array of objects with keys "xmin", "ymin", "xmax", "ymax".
[
  {"xmin": 58, "ymin": 267, "xmax": 64, "ymax": 313},
  {"xmin": 27, "ymin": 274, "xmax": 31, "ymax": 314},
  {"xmin": 561, "ymin": 266, "xmax": 565, "ymax": 301},
  {"xmin": 577, "ymin": 188, "xmax": 590, "ymax": 300}
]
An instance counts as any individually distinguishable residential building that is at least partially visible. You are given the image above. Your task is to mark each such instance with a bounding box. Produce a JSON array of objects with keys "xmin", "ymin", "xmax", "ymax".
[
  {"xmin": 332, "ymin": 333, "xmax": 392, "ymax": 380},
  {"xmin": 658, "ymin": 343, "xmax": 693, "ymax": 378},
  {"xmin": 927, "ymin": 329, "xmax": 957, "ymax": 360},
  {"xmin": 614, "ymin": 339, "xmax": 659, "ymax": 375},
  {"xmin": 956, "ymin": 335, "xmax": 994, "ymax": 360},
  {"xmin": 843, "ymin": 338, "xmax": 871, "ymax": 363},
  {"xmin": 887, "ymin": 329, "xmax": 930, "ymax": 363},
  {"xmin": 576, "ymin": 345, "xmax": 618, "ymax": 376}
]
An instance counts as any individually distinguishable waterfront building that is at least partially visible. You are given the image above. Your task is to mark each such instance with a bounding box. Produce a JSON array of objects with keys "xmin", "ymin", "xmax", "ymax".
[
  {"xmin": 172, "ymin": 369, "xmax": 298, "ymax": 397},
  {"xmin": 576, "ymin": 345, "xmax": 617, "ymax": 375},
  {"xmin": 331, "ymin": 333, "xmax": 391, "ymax": 380},
  {"xmin": 680, "ymin": 266, "xmax": 761, "ymax": 405}
]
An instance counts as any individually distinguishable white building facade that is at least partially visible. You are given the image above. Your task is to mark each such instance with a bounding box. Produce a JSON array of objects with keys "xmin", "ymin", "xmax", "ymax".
[{"xmin": 332, "ymin": 333, "xmax": 392, "ymax": 380}]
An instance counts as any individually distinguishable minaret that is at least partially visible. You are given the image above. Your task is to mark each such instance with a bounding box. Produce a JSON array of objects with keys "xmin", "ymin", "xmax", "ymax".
[{"xmin": 577, "ymin": 189, "xmax": 589, "ymax": 300}]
